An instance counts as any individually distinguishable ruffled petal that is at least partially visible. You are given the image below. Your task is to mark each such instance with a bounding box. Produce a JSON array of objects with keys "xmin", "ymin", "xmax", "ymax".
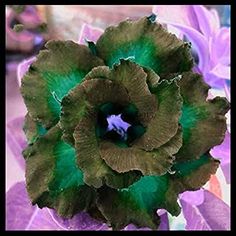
[
  {"xmin": 23, "ymin": 125, "xmax": 95, "ymax": 217},
  {"xmin": 99, "ymin": 127, "xmax": 182, "ymax": 175},
  {"xmin": 134, "ymin": 78, "xmax": 182, "ymax": 151},
  {"xmin": 83, "ymin": 60, "xmax": 158, "ymax": 125},
  {"xmin": 177, "ymin": 72, "xmax": 230, "ymax": 161},
  {"xmin": 96, "ymin": 16, "xmax": 193, "ymax": 75},
  {"xmin": 73, "ymin": 108, "xmax": 141, "ymax": 188},
  {"xmin": 96, "ymin": 153, "xmax": 218, "ymax": 230},
  {"xmin": 60, "ymin": 76, "xmax": 130, "ymax": 145},
  {"xmin": 21, "ymin": 40, "xmax": 104, "ymax": 129}
]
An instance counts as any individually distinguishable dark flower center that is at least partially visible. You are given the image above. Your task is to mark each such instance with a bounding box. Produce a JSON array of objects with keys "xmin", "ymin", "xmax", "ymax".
[{"xmin": 96, "ymin": 103, "xmax": 146, "ymax": 147}]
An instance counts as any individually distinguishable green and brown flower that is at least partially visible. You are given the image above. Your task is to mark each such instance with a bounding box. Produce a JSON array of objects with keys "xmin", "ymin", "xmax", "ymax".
[{"xmin": 21, "ymin": 15, "xmax": 230, "ymax": 230}]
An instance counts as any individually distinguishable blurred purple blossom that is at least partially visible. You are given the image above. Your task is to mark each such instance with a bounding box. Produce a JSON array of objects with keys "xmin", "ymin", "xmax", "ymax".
[
  {"xmin": 180, "ymin": 189, "xmax": 230, "ymax": 230},
  {"xmin": 6, "ymin": 5, "xmax": 46, "ymax": 53}
]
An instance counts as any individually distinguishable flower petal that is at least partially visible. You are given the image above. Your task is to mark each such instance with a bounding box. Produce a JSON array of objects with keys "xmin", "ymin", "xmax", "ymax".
[
  {"xmin": 180, "ymin": 189, "xmax": 230, "ymax": 230},
  {"xmin": 177, "ymin": 72, "xmax": 230, "ymax": 161},
  {"xmin": 210, "ymin": 27, "xmax": 230, "ymax": 66},
  {"xmin": 99, "ymin": 127, "xmax": 182, "ymax": 175},
  {"xmin": 23, "ymin": 125, "xmax": 95, "ymax": 218},
  {"xmin": 96, "ymin": 16, "xmax": 193, "ymax": 75},
  {"xmin": 110, "ymin": 60, "xmax": 158, "ymax": 125},
  {"xmin": 179, "ymin": 189, "xmax": 204, "ymax": 206},
  {"xmin": 152, "ymin": 5, "xmax": 199, "ymax": 30},
  {"xmin": 21, "ymin": 40, "xmax": 104, "ymax": 129},
  {"xmin": 73, "ymin": 108, "xmax": 141, "ymax": 189},
  {"xmin": 210, "ymin": 130, "xmax": 230, "ymax": 165},
  {"xmin": 60, "ymin": 76, "xmax": 130, "ymax": 145},
  {"xmin": 6, "ymin": 182, "xmax": 62, "ymax": 230},
  {"xmin": 209, "ymin": 63, "xmax": 230, "ymax": 80},
  {"xmin": 164, "ymin": 22, "xmax": 209, "ymax": 74},
  {"xmin": 83, "ymin": 60, "xmax": 158, "ymax": 125},
  {"xmin": 192, "ymin": 5, "xmax": 219, "ymax": 38},
  {"xmin": 7, "ymin": 117, "xmax": 27, "ymax": 170},
  {"xmin": 134, "ymin": 78, "xmax": 182, "ymax": 151},
  {"xmin": 96, "ymin": 153, "xmax": 218, "ymax": 230},
  {"xmin": 48, "ymin": 209, "xmax": 109, "ymax": 230}
]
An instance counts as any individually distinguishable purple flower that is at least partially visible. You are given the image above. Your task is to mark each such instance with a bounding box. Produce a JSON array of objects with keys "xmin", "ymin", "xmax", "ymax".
[{"xmin": 6, "ymin": 6, "xmax": 46, "ymax": 53}]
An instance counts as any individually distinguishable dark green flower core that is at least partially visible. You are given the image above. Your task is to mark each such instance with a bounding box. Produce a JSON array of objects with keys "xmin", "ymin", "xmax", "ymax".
[{"xmin": 21, "ymin": 16, "xmax": 230, "ymax": 230}]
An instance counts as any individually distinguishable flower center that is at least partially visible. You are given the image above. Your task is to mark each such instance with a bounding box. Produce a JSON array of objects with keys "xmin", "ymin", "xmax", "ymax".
[
  {"xmin": 96, "ymin": 103, "xmax": 146, "ymax": 147},
  {"xmin": 106, "ymin": 114, "xmax": 131, "ymax": 141}
]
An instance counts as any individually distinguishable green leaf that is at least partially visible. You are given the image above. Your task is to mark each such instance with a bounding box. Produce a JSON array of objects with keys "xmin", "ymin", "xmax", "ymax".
[
  {"xmin": 96, "ymin": 17, "xmax": 193, "ymax": 75},
  {"xmin": 176, "ymin": 72, "xmax": 230, "ymax": 161},
  {"xmin": 21, "ymin": 40, "xmax": 104, "ymax": 129}
]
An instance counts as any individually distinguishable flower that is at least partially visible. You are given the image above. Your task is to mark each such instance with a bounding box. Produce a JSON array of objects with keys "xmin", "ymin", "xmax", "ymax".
[{"xmin": 20, "ymin": 15, "xmax": 229, "ymax": 230}]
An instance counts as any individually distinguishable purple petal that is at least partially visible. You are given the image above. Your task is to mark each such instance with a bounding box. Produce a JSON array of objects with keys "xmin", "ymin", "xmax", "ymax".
[
  {"xmin": 17, "ymin": 57, "xmax": 36, "ymax": 87},
  {"xmin": 48, "ymin": 209, "xmax": 109, "ymax": 230},
  {"xmin": 224, "ymin": 82, "xmax": 230, "ymax": 101},
  {"xmin": 193, "ymin": 5, "xmax": 219, "ymax": 38},
  {"xmin": 179, "ymin": 189, "xmax": 204, "ymax": 206},
  {"xmin": 209, "ymin": 63, "xmax": 230, "ymax": 80},
  {"xmin": 210, "ymin": 131, "xmax": 230, "ymax": 165},
  {"xmin": 78, "ymin": 23, "xmax": 103, "ymax": 45},
  {"xmin": 180, "ymin": 189, "xmax": 230, "ymax": 230},
  {"xmin": 123, "ymin": 224, "xmax": 151, "ymax": 231},
  {"xmin": 204, "ymin": 72, "xmax": 228, "ymax": 89},
  {"xmin": 210, "ymin": 130, "xmax": 230, "ymax": 184},
  {"xmin": 152, "ymin": 5, "xmax": 199, "ymax": 30},
  {"xmin": 210, "ymin": 27, "xmax": 230, "ymax": 66},
  {"xmin": 221, "ymin": 163, "xmax": 230, "ymax": 184},
  {"xmin": 6, "ymin": 182, "xmax": 62, "ymax": 230},
  {"xmin": 7, "ymin": 117, "xmax": 27, "ymax": 170},
  {"xmin": 158, "ymin": 212, "xmax": 169, "ymax": 231}
]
